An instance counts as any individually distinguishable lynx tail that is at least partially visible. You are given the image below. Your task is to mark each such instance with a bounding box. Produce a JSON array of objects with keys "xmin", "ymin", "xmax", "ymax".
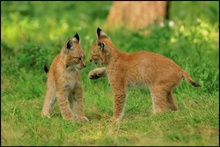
[
  {"xmin": 182, "ymin": 70, "xmax": 201, "ymax": 87},
  {"xmin": 44, "ymin": 65, "xmax": 49, "ymax": 74}
]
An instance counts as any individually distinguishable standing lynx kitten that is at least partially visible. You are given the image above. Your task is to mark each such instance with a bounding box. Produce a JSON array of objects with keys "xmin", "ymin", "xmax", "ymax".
[
  {"xmin": 88, "ymin": 28, "xmax": 201, "ymax": 122},
  {"xmin": 41, "ymin": 33, "xmax": 88, "ymax": 122}
]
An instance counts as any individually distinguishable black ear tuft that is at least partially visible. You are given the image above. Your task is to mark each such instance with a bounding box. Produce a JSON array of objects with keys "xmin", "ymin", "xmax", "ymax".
[
  {"xmin": 67, "ymin": 39, "xmax": 72, "ymax": 50},
  {"xmin": 97, "ymin": 28, "xmax": 102, "ymax": 37},
  {"xmin": 74, "ymin": 33, "xmax": 80, "ymax": 42},
  {"xmin": 44, "ymin": 65, "xmax": 49, "ymax": 74}
]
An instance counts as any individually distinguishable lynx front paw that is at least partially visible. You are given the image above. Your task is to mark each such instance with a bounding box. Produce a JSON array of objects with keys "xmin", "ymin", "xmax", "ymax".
[
  {"xmin": 63, "ymin": 116, "xmax": 76, "ymax": 121},
  {"xmin": 41, "ymin": 112, "xmax": 51, "ymax": 118},
  {"xmin": 109, "ymin": 117, "xmax": 121, "ymax": 124},
  {"xmin": 77, "ymin": 116, "xmax": 89, "ymax": 122},
  {"xmin": 88, "ymin": 70, "xmax": 101, "ymax": 80}
]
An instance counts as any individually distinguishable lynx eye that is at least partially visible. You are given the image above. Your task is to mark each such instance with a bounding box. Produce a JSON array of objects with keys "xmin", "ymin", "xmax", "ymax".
[
  {"xmin": 97, "ymin": 42, "xmax": 103, "ymax": 49},
  {"xmin": 79, "ymin": 57, "xmax": 83, "ymax": 61}
]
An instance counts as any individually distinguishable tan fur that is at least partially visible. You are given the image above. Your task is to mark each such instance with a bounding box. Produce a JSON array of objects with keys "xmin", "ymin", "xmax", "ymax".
[
  {"xmin": 88, "ymin": 28, "xmax": 201, "ymax": 122},
  {"xmin": 42, "ymin": 34, "xmax": 88, "ymax": 122}
]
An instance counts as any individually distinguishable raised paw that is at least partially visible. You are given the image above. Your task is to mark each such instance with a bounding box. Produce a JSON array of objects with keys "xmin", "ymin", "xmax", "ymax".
[
  {"xmin": 88, "ymin": 67, "xmax": 106, "ymax": 80},
  {"xmin": 88, "ymin": 71, "xmax": 101, "ymax": 80}
]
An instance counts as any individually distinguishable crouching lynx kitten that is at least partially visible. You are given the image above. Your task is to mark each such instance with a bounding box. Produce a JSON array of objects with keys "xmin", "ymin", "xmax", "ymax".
[
  {"xmin": 88, "ymin": 28, "xmax": 201, "ymax": 122},
  {"xmin": 41, "ymin": 33, "xmax": 89, "ymax": 122}
]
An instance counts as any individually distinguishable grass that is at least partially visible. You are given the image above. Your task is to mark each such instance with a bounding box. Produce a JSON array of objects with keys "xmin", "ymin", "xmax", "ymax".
[{"xmin": 1, "ymin": 1, "xmax": 219, "ymax": 146}]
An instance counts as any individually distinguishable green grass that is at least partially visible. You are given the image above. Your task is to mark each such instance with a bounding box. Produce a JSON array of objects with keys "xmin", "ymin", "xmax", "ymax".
[{"xmin": 1, "ymin": 1, "xmax": 219, "ymax": 146}]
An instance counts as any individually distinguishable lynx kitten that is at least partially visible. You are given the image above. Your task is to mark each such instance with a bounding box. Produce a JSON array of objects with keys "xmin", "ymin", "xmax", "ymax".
[
  {"xmin": 42, "ymin": 33, "xmax": 88, "ymax": 122},
  {"xmin": 88, "ymin": 28, "xmax": 201, "ymax": 122}
]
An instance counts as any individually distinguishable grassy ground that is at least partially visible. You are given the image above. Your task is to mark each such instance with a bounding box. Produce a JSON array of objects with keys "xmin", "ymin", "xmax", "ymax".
[{"xmin": 1, "ymin": 1, "xmax": 219, "ymax": 146}]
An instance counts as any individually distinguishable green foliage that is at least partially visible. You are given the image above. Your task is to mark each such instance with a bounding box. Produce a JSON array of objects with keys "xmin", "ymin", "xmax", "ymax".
[
  {"xmin": 1, "ymin": 1, "xmax": 219, "ymax": 146},
  {"xmin": 16, "ymin": 41, "xmax": 47, "ymax": 69}
]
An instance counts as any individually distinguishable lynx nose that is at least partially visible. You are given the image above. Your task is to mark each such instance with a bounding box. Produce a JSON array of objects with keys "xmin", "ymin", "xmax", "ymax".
[{"xmin": 90, "ymin": 59, "xmax": 92, "ymax": 62}]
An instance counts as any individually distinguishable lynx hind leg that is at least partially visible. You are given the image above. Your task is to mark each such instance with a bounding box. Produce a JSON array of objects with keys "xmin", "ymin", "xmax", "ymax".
[
  {"xmin": 88, "ymin": 67, "xmax": 106, "ymax": 80},
  {"xmin": 72, "ymin": 87, "xmax": 89, "ymax": 122},
  {"xmin": 150, "ymin": 88, "xmax": 168, "ymax": 114},
  {"xmin": 41, "ymin": 87, "xmax": 56, "ymax": 118},
  {"xmin": 167, "ymin": 91, "xmax": 178, "ymax": 111}
]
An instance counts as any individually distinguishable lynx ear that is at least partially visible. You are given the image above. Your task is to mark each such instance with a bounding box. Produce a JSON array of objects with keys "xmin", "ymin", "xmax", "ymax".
[
  {"xmin": 66, "ymin": 33, "xmax": 80, "ymax": 50},
  {"xmin": 97, "ymin": 28, "xmax": 108, "ymax": 39},
  {"xmin": 66, "ymin": 38, "xmax": 72, "ymax": 50},
  {"xmin": 72, "ymin": 33, "xmax": 80, "ymax": 44},
  {"xmin": 97, "ymin": 40, "xmax": 108, "ymax": 52}
]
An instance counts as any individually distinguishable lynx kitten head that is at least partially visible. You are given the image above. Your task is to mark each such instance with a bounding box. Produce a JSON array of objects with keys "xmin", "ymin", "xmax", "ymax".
[
  {"xmin": 89, "ymin": 28, "xmax": 113, "ymax": 66},
  {"xmin": 62, "ymin": 33, "xmax": 86, "ymax": 71}
]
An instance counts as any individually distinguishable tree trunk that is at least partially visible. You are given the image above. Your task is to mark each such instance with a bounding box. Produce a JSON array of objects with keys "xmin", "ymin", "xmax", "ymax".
[{"xmin": 105, "ymin": 1, "xmax": 169, "ymax": 32}]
